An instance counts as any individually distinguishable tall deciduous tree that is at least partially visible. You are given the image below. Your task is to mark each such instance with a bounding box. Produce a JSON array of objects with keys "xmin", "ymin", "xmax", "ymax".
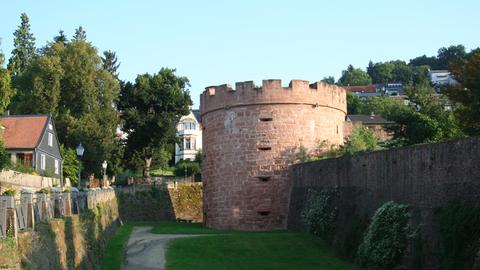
[
  {"xmin": 8, "ymin": 13, "xmax": 36, "ymax": 76},
  {"xmin": 437, "ymin": 45, "xmax": 467, "ymax": 70},
  {"xmin": 444, "ymin": 48, "xmax": 480, "ymax": 135},
  {"xmin": 338, "ymin": 65, "xmax": 372, "ymax": 86},
  {"xmin": 119, "ymin": 68, "xmax": 192, "ymax": 177},
  {"xmin": 0, "ymin": 40, "xmax": 14, "ymax": 113}
]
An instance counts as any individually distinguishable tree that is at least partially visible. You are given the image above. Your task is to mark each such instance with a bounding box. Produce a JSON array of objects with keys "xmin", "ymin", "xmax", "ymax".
[
  {"xmin": 338, "ymin": 65, "xmax": 372, "ymax": 86},
  {"xmin": 0, "ymin": 140, "xmax": 10, "ymax": 170},
  {"xmin": 409, "ymin": 55, "xmax": 439, "ymax": 69},
  {"xmin": 444, "ymin": 48, "xmax": 480, "ymax": 135},
  {"xmin": 101, "ymin": 50, "xmax": 120, "ymax": 78},
  {"xmin": 11, "ymin": 54, "xmax": 63, "ymax": 115},
  {"xmin": 341, "ymin": 126, "xmax": 379, "ymax": 155},
  {"xmin": 119, "ymin": 68, "xmax": 191, "ymax": 178},
  {"xmin": 60, "ymin": 145, "xmax": 79, "ymax": 186},
  {"xmin": 53, "ymin": 30, "xmax": 68, "ymax": 45},
  {"xmin": 367, "ymin": 61, "xmax": 393, "ymax": 84},
  {"xmin": 174, "ymin": 160, "xmax": 201, "ymax": 177},
  {"xmin": 8, "ymin": 13, "xmax": 36, "ymax": 76},
  {"xmin": 321, "ymin": 76, "xmax": 335, "ymax": 84},
  {"xmin": 437, "ymin": 45, "xmax": 467, "ymax": 70},
  {"xmin": 0, "ymin": 41, "xmax": 14, "ymax": 113},
  {"xmin": 73, "ymin": 26, "xmax": 87, "ymax": 41}
]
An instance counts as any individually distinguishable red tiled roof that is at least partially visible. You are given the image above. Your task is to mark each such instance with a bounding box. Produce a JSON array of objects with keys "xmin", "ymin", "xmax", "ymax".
[
  {"xmin": 343, "ymin": 85, "xmax": 377, "ymax": 93},
  {"xmin": 1, "ymin": 115, "xmax": 49, "ymax": 149}
]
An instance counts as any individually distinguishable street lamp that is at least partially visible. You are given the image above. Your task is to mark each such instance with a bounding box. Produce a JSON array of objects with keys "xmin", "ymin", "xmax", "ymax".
[
  {"xmin": 76, "ymin": 143, "xmax": 85, "ymax": 189},
  {"xmin": 102, "ymin": 160, "xmax": 108, "ymax": 179}
]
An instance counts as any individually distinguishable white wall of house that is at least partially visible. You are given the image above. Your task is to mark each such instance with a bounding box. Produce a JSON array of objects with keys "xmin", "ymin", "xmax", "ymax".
[{"xmin": 175, "ymin": 111, "xmax": 202, "ymax": 164}]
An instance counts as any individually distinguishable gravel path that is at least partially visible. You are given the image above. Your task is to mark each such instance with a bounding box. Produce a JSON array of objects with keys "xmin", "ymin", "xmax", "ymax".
[{"xmin": 121, "ymin": 226, "xmax": 201, "ymax": 270}]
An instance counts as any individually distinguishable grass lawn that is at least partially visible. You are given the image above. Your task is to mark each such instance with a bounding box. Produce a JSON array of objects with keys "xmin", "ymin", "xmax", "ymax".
[
  {"xmin": 100, "ymin": 224, "xmax": 134, "ymax": 270},
  {"xmin": 165, "ymin": 231, "xmax": 354, "ymax": 270}
]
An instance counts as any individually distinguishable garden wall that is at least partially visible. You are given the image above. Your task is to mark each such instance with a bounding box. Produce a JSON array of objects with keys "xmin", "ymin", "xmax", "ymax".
[
  {"xmin": 0, "ymin": 170, "xmax": 60, "ymax": 196},
  {"xmin": 288, "ymin": 136, "xmax": 480, "ymax": 269}
]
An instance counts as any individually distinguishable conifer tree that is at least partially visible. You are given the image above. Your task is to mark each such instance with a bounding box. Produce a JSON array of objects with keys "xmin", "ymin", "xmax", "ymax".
[{"xmin": 8, "ymin": 13, "xmax": 36, "ymax": 76}]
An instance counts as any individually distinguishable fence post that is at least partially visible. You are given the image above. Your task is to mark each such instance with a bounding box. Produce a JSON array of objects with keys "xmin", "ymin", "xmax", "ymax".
[
  {"xmin": 21, "ymin": 191, "xmax": 35, "ymax": 229},
  {"xmin": 64, "ymin": 192, "xmax": 72, "ymax": 217},
  {"xmin": 1, "ymin": 196, "xmax": 17, "ymax": 239}
]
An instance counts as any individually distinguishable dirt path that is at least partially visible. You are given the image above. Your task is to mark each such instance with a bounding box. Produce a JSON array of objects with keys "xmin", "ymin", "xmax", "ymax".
[{"xmin": 121, "ymin": 226, "xmax": 200, "ymax": 270}]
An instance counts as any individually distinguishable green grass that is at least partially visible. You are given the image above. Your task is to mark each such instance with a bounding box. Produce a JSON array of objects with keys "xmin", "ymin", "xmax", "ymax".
[
  {"xmin": 165, "ymin": 232, "xmax": 355, "ymax": 270},
  {"xmin": 149, "ymin": 221, "xmax": 225, "ymax": 234},
  {"xmin": 100, "ymin": 224, "xmax": 133, "ymax": 270}
]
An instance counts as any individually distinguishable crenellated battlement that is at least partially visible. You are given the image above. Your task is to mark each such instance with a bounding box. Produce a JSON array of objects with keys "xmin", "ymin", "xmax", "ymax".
[{"xmin": 200, "ymin": 79, "xmax": 347, "ymax": 116}]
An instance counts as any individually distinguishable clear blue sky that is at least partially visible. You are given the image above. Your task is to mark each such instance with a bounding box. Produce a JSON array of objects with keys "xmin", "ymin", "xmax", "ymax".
[{"xmin": 1, "ymin": 0, "xmax": 479, "ymax": 107}]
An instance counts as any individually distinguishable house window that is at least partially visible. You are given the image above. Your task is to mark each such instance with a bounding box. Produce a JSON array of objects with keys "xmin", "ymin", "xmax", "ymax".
[
  {"xmin": 185, "ymin": 138, "xmax": 191, "ymax": 150},
  {"xmin": 48, "ymin": 133, "xmax": 53, "ymax": 147},
  {"xmin": 40, "ymin": 154, "xmax": 46, "ymax": 170},
  {"xmin": 183, "ymin": 121, "xmax": 196, "ymax": 130},
  {"xmin": 54, "ymin": 159, "xmax": 59, "ymax": 174}
]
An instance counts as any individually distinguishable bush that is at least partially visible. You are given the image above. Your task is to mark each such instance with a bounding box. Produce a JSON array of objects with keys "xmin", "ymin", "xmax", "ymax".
[
  {"xmin": 301, "ymin": 189, "xmax": 337, "ymax": 240},
  {"xmin": 342, "ymin": 126, "xmax": 379, "ymax": 156},
  {"xmin": 37, "ymin": 188, "xmax": 50, "ymax": 194},
  {"xmin": 0, "ymin": 140, "xmax": 10, "ymax": 170},
  {"xmin": 2, "ymin": 189, "xmax": 16, "ymax": 196},
  {"xmin": 358, "ymin": 201, "xmax": 411, "ymax": 269},
  {"xmin": 436, "ymin": 202, "xmax": 480, "ymax": 270},
  {"xmin": 174, "ymin": 160, "xmax": 201, "ymax": 177}
]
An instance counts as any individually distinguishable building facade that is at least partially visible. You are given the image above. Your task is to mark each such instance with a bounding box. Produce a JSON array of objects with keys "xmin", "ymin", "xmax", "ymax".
[
  {"xmin": 174, "ymin": 110, "xmax": 202, "ymax": 164},
  {"xmin": 1, "ymin": 114, "xmax": 63, "ymax": 179},
  {"xmin": 201, "ymin": 79, "xmax": 346, "ymax": 230}
]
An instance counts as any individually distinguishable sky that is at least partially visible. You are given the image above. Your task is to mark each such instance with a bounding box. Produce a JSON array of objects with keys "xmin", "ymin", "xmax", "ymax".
[{"xmin": 1, "ymin": 0, "xmax": 479, "ymax": 107}]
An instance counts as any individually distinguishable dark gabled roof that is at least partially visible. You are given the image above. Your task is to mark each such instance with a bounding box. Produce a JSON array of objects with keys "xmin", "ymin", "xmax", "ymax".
[
  {"xmin": 192, "ymin": 109, "xmax": 201, "ymax": 124},
  {"xmin": 347, "ymin": 114, "xmax": 395, "ymax": 125},
  {"xmin": 1, "ymin": 114, "xmax": 49, "ymax": 149}
]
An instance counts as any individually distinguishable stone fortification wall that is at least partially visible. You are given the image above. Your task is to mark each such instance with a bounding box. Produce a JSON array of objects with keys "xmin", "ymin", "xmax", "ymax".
[
  {"xmin": 288, "ymin": 136, "xmax": 480, "ymax": 268},
  {"xmin": 201, "ymin": 79, "xmax": 346, "ymax": 230}
]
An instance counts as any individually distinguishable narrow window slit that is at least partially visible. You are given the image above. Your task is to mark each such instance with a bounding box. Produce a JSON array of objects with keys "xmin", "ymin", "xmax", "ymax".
[
  {"xmin": 257, "ymin": 176, "xmax": 271, "ymax": 182},
  {"xmin": 258, "ymin": 146, "xmax": 271, "ymax": 151},
  {"xmin": 259, "ymin": 117, "xmax": 273, "ymax": 122},
  {"xmin": 257, "ymin": 211, "xmax": 270, "ymax": 216}
]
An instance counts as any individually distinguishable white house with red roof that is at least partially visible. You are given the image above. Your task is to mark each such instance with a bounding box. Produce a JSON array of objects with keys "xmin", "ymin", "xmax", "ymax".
[{"xmin": 0, "ymin": 114, "xmax": 63, "ymax": 179}]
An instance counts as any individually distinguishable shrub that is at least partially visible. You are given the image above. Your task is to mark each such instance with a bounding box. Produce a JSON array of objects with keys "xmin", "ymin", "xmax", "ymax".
[
  {"xmin": 174, "ymin": 160, "xmax": 201, "ymax": 177},
  {"xmin": 301, "ymin": 189, "xmax": 337, "ymax": 240},
  {"xmin": 0, "ymin": 140, "xmax": 10, "ymax": 170},
  {"xmin": 2, "ymin": 189, "xmax": 16, "ymax": 196},
  {"xmin": 37, "ymin": 188, "xmax": 50, "ymax": 194},
  {"xmin": 358, "ymin": 201, "xmax": 411, "ymax": 269},
  {"xmin": 436, "ymin": 202, "xmax": 480, "ymax": 270}
]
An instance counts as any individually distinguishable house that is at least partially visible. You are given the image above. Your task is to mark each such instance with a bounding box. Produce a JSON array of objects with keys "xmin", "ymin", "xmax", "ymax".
[
  {"xmin": 175, "ymin": 110, "xmax": 202, "ymax": 164},
  {"xmin": 1, "ymin": 114, "xmax": 63, "ymax": 178},
  {"xmin": 344, "ymin": 113, "xmax": 395, "ymax": 141},
  {"xmin": 429, "ymin": 70, "xmax": 457, "ymax": 88},
  {"xmin": 343, "ymin": 85, "xmax": 381, "ymax": 99}
]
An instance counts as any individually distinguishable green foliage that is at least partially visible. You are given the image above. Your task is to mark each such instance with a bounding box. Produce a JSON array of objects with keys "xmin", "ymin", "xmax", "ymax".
[
  {"xmin": 367, "ymin": 60, "xmax": 429, "ymax": 86},
  {"xmin": 60, "ymin": 145, "xmax": 78, "ymax": 186},
  {"xmin": 174, "ymin": 160, "xmax": 201, "ymax": 177},
  {"xmin": 0, "ymin": 140, "xmax": 11, "ymax": 170},
  {"xmin": 342, "ymin": 126, "xmax": 379, "ymax": 156},
  {"xmin": 444, "ymin": 48, "xmax": 480, "ymax": 135},
  {"xmin": 10, "ymin": 162, "xmax": 35, "ymax": 174},
  {"xmin": 321, "ymin": 76, "xmax": 335, "ymax": 84},
  {"xmin": 101, "ymin": 50, "xmax": 120, "ymax": 78},
  {"xmin": 0, "ymin": 41, "xmax": 14, "ymax": 114},
  {"xmin": 358, "ymin": 201, "xmax": 412, "ymax": 270},
  {"xmin": 100, "ymin": 224, "xmax": 133, "ymax": 270},
  {"xmin": 435, "ymin": 202, "xmax": 480, "ymax": 270},
  {"xmin": 2, "ymin": 189, "xmax": 16, "ymax": 196},
  {"xmin": 8, "ymin": 13, "xmax": 36, "ymax": 76},
  {"xmin": 301, "ymin": 189, "xmax": 337, "ymax": 240},
  {"xmin": 194, "ymin": 150, "xmax": 203, "ymax": 168},
  {"xmin": 37, "ymin": 188, "xmax": 50, "ymax": 194},
  {"xmin": 118, "ymin": 188, "xmax": 172, "ymax": 222},
  {"xmin": 118, "ymin": 68, "xmax": 191, "ymax": 177},
  {"xmin": 338, "ymin": 64, "xmax": 372, "ymax": 86}
]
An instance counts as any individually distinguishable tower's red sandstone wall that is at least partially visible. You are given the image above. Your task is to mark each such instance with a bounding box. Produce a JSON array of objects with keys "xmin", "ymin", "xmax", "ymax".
[{"xmin": 200, "ymin": 79, "xmax": 346, "ymax": 230}]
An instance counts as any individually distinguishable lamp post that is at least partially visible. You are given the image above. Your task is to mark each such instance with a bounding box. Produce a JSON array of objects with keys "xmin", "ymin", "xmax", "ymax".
[{"xmin": 76, "ymin": 143, "xmax": 85, "ymax": 190}]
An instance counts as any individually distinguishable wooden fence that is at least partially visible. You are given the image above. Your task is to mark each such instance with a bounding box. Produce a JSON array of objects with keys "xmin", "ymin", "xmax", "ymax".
[{"xmin": 0, "ymin": 188, "xmax": 116, "ymax": 239}]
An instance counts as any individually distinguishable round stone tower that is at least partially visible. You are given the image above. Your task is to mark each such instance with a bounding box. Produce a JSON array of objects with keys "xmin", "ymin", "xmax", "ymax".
[{"xmin": 200, "ymin": 79, "xmax": 346, "ymax": 230}]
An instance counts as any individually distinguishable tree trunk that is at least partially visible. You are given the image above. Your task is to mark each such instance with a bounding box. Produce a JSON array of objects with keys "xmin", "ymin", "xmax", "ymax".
[{"xmin": 143, "ymin": 157, "xmax": 152, "ymax": 179}]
